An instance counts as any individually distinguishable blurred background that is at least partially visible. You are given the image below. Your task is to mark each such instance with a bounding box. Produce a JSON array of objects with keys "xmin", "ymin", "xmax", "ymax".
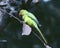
[{"xmin": 0, "ymin": 0, "xmax": 60, "ymax": 48}]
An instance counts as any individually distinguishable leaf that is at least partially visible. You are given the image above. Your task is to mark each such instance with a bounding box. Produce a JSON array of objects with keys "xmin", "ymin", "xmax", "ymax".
[{"xmin": 22, "ymin": 23, "xmax": 32, "ymax": 36}]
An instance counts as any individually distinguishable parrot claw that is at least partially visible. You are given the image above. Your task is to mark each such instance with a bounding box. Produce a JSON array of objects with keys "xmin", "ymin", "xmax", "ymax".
[{"xmin": 20, "ymin": 21, "xmax": 25, "ymax": 24}]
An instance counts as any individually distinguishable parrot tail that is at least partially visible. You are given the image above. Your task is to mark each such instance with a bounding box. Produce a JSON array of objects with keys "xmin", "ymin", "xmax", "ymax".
[{"xmin": 35, "ymin": 25, "xmax": 48, "ymax": 44}]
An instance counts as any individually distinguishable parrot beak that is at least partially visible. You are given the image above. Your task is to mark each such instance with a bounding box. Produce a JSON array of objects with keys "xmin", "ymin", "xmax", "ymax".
[
  {"xmin": 19, "ymin": 13, "xmax": 21, "ymax": 16},
  {"xmin": 19, "ymin": 13, "xmax": 22, "ymax": 16}
]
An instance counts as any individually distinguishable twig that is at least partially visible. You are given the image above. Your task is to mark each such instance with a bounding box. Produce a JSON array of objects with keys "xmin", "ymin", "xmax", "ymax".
[
  {"xmin": 33, "ymin": 31, "xmax": 46, "ymax": 46},
  {"xmin": 33, "ymin": 32, "xmax": 52, "ymax": 48},
  {"xmin": 0, "ymin": 7, "xmax": 23, "ymax": 24}
]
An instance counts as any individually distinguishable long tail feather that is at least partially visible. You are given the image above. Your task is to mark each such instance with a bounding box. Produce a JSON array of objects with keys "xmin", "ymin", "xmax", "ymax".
[{"xmin": 35, "ymin": 26, "xmax": 48, "ymax": 44}]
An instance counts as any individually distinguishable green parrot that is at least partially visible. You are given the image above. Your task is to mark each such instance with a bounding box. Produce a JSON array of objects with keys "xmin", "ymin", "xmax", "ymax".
[{"xmin": 19, "ymin": 9, "xmax": 48, "ymax": 45}]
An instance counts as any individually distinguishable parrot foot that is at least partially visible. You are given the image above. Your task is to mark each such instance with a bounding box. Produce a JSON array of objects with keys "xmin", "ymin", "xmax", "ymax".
[{"xmin": 20, "ymin": 21, "xmax": 25, "ymax": 24}]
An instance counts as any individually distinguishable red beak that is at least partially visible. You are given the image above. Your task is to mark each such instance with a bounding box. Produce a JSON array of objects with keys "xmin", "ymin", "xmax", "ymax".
[
  {"xmin": 19, "ymin": 13, "xmax": 22, "ymax": 16},
  {"xmin": 19, "ymin": 13, "xmax": 20, "ymax": 16}
]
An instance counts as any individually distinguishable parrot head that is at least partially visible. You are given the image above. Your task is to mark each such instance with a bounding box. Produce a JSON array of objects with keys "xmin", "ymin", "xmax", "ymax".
[{"xmin": 19, "ymin": 9, "xmax": 28, "ymax": 16}]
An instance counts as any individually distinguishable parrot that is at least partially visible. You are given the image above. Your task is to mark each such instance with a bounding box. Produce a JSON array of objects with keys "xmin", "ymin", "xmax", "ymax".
[{"xmin": 19, "ymin": 9, "xmax": 48, "ymax": 45}]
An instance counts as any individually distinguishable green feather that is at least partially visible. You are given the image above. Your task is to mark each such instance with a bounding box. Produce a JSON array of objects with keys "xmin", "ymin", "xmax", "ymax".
[{"xmin": 27, "ymin": 12, "xmax": 39, "ymax": 25}]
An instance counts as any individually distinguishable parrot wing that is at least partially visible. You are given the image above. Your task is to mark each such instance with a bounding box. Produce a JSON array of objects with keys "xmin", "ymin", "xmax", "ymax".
[
  {"xmin": 22, "ymin": 23, "xmax": 32, "ymax": 35},
  {"xmin": 27, "ymin": 12, "xmax": 39, "ymax": 24}
]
